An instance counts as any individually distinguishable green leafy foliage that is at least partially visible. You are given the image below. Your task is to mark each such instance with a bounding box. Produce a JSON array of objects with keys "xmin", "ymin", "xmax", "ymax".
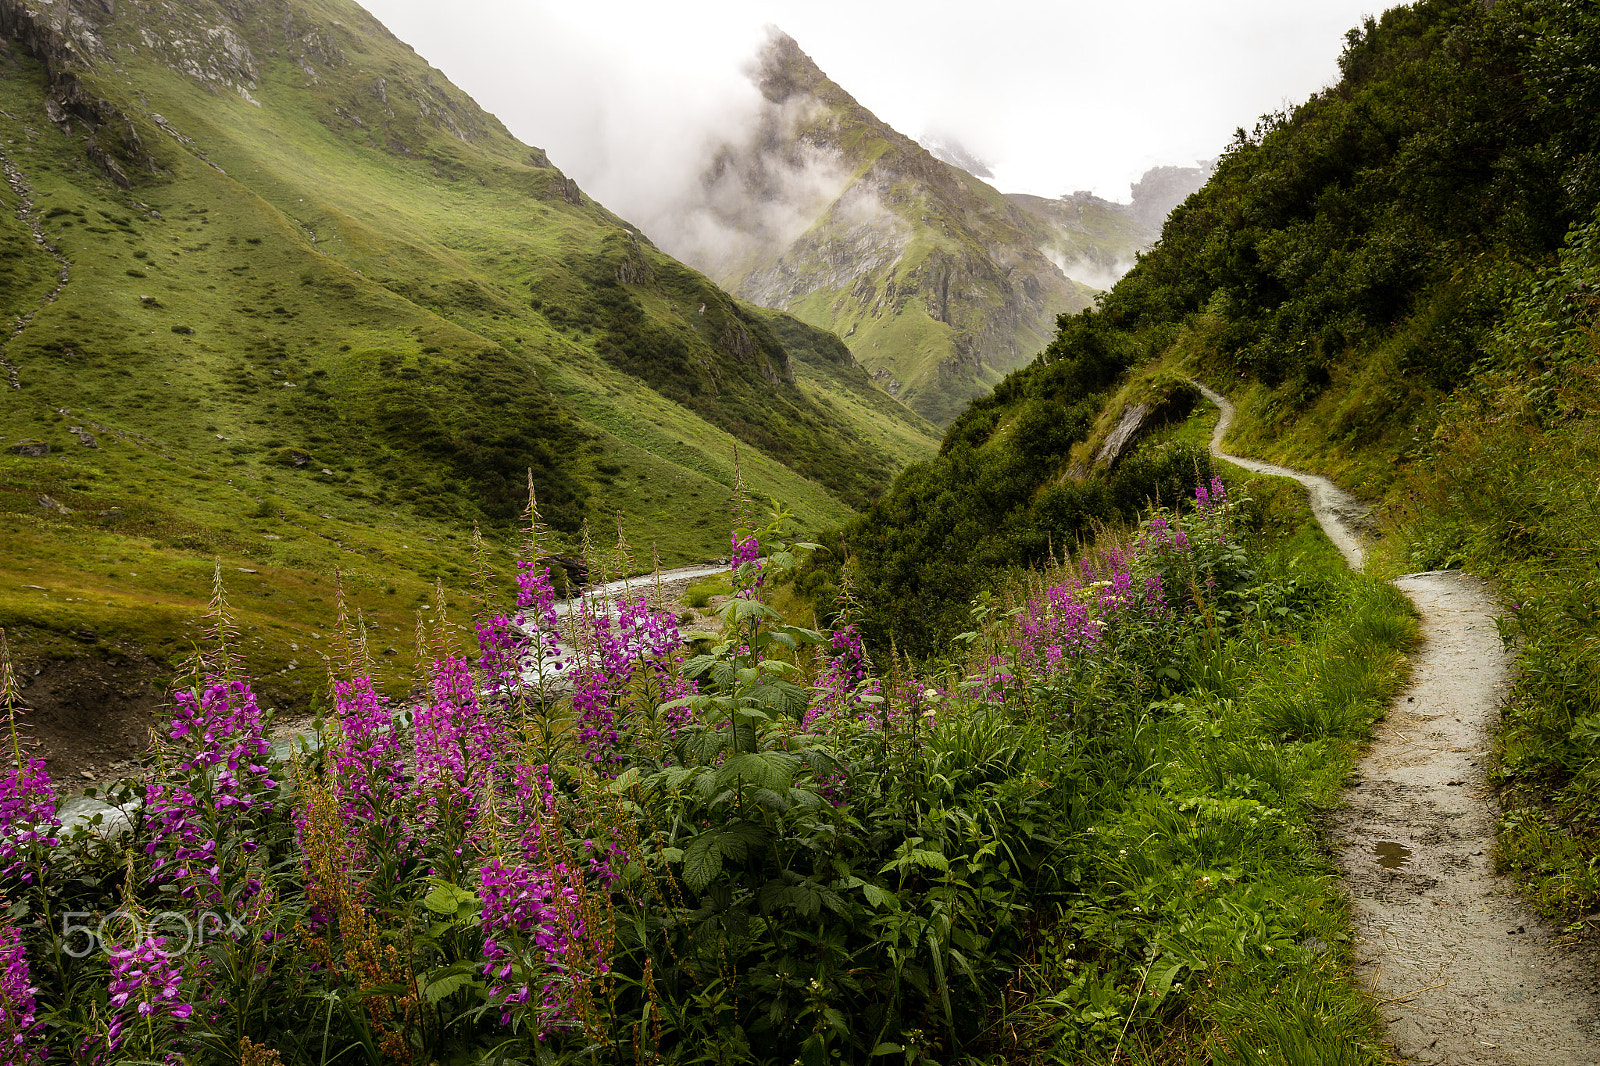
[
  {"xmin": 820, "ymin": 310, "xmax": 1213, "ymax": 657},
  {"xmin": 1382, "ymin": 204, "xmax": 1600, "ymax": 923}
]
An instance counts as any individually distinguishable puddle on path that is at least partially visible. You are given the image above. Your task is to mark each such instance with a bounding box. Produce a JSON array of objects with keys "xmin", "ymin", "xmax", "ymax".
[
  {"xmin": 1200, "ymin": 381, "xmax": 1600, "ymax": 1065},
  {"xmin": 1373, "ymin": 840, "xmax": 1412, "ymax": 869}
]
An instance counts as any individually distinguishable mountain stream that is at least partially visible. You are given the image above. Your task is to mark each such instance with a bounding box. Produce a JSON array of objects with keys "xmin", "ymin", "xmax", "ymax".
[{"xmin": 1197, "ymin": 382, "xmax": 1600, "ymax": 1065}]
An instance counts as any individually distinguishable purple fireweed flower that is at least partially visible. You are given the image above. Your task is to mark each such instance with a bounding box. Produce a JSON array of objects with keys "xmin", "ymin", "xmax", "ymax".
[
  {"xmin": 1014, "ymin": 583, "xmax": 1104, "ymax": 680},
  {"xmin": 1144, "ymin": 574, "xmax": 1170, "ymax": 617},
  {"xmin": 476, "ymin": 612, "xmax": 526, "ymax": 695},
  {"xmin": 1095, "ymin": 567, "xmax": 1137, "ymax": 614},
  {"xmin": 144, "ymin": 678, "xmax": 276, "ymax": 900},
  {"xmin": 1196, "ymin": 476, "xmax": 1227, "ymax": 515},
  {"xmin": 573, "ymin": 595, "xmax": 691, "ymax": 764},
  {"xmin": 329, "ymin": 674, "xmax": 407, "ymax": 846},
  {"xmin": 515, "ymin": 560, "xmax": 567, "ymax": 685},
  {"xmin": 479, "ymin": 854, "xmax": 608, "ymax": 1037},
  {"xmin": 414, "ymin": 655, "xmax": 504, "ymax": 844},
  {"xmin": 807, "ymin": 624, "xmax": 880, "ymax": 727},
  {"xmin": 0, "ymin": 922, "xmax": 45, "ymax": 1063},
  {"xmin": 731, "ymin": 532, "xmax": 762, "ymax": 598},
  {"xmin": 1136, "ymin": 514, "xmax": 1191, "ymax": 556},
  {"xmin": 571, "ymin": 602, "xmax": 629, "ymax": 767},
  {"xmin": 0, "ymin": 757, "xmax": 58, "ymax": 886},
  {"xmin": 105, "ymin": 936, "xmax": 192, "ymax": 1057}
]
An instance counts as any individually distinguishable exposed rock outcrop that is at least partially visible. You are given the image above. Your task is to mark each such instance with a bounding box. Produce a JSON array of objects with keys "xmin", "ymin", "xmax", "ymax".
[{"xmin": 0, "ymin": 0, "xmax": 157, "ymax": 183}]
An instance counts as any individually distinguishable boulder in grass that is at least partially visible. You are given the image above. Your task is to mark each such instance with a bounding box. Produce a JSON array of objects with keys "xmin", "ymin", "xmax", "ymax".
[
  {"xmin": 8, "ymin": 439, "xmax": 50, "ymax": 457},
  {"xmin": 542, "ymin": 554, "xmax": 589, "ymax": 592}
]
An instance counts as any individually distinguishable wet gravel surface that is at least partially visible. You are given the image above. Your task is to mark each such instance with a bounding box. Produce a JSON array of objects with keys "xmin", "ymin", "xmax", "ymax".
[{"xmin": 1198, "ymin": 382, "xmax": 1600, "ymax": 1064}]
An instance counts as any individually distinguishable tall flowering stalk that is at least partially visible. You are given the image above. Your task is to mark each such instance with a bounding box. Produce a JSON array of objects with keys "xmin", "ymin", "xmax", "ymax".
[
  {"xmin": 328, "ymin": 671, "xmax": 407, "ymax": 852},
  {"xmin": 571, "ymin": 593, "xmax": 692, "ymax": 766},
  {"xmin": 1195, "ymin": 475, "xmax": 1227, "ymax": 516},
  {"xmin": 808, "ymin": 563, "xmax": 883, "ymax": 728},
  {"xmin": 472, "ymin": 525, "xmax": 527, "ymax": 700},
  {"xmin": 0, "ymin": 751, "xmax": 58, "ymax": 889},
  {"xmin": 0, "ymin": 629, "xmax": 58, "ymax": 889},
  {"xmin": 478, "ymin": 856, "xmax": 598, "ymax": 1037},
  {"xmin": 0, "ymin": 921, "xmax": 45, "ymax": 1064},
  {"xmin": 294, "ymin": 767, "xmax": 421, "ymax": 1060},
  {"xmin": 571, "ymin": 602, "xmax": 630, "ymax": 769},
  {"xmin": 511, "ymin": 481, "xmax": 574, "ymax": 767},
  {"xmin": 144, "ymin": 676, "xmax": 277, "ymax": 902},
  {"xmin": 413, "ymin": 650, "xmax": 504, "ymax": 874},
  {"xmin": 569, "ymin": 523, "xmax": 693, "ymax": 768},
  {"xmin": 103, "ymin": 935, "xmax": 193, "ymax": 1062},
  {"xmin": 807, "ymin": 624, "xmax": 881, "ymax": 728},
  {"xmin": 515, "ymin": 551, "xmax": 565, "ymax": 712},
  {"xmin": 477, "ymin": 769, "xmax": 616, "ymax": 1045}
]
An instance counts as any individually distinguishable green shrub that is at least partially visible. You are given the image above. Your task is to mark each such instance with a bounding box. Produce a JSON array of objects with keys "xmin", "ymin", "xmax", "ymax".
[{"xmin": 682, "ymin": 574, "xmax": 730, "ymax": 609}]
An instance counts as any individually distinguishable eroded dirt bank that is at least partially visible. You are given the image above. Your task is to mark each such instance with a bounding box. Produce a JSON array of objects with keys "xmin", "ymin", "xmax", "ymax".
[{"xmin": 1197, "ymin": 383, "xmax": 1600, "ymax": 1064}]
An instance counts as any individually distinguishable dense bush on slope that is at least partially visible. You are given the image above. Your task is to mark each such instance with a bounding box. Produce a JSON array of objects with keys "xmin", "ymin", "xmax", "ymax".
[
  {"xmin": 1389, "ymin": 207, "xmax": 1600, "ymax": 921},
  {"xmin": 824, "ymin": 311, "xmax": 1208, "ymax": 656},
  {"xmin": 1118, "ymin": 0, "xmax": 1599, "ymax": 392}
]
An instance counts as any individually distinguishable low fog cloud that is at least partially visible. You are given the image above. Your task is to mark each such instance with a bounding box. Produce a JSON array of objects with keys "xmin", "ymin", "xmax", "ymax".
[
  {"xmin": 645, "ymin": 92, "xmax": 853, "ymax": 281},
  {"xmin": 362, "ymin": 0, "xmax": 1382, "ymax": 209},
  {"xmin": 1042, "ymin": 250, "xmax": 1140, "ymax": 292}
]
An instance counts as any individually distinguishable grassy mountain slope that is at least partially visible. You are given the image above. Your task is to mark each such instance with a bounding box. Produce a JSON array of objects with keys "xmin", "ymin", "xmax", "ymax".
[
  {"xmin": 656, "ymin": 30, "xmax": 1099, "ymax": 427},
  {"xmin": 0, "ymin": 0, "xmax": 937, "ymax": 735},
  {"xmin": 842, "ymin": 0, "xmax": 1600, "ymax": 929},
  {"xmin": 1006, "ymin": 191, "xmax": 1156, "ymax": 290}
]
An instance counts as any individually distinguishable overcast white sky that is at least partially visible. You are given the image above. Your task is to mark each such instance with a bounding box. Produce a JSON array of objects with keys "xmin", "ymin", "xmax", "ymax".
[{"xmin": 361, "ymin": 0, "xmax": 1387, "ymax": 211}]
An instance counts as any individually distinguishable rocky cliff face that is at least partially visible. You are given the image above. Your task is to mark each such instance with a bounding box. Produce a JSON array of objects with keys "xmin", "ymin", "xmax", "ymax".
[{"xmin": 649, "ymin": 30, "xmax": 1097, "ymax": 426}]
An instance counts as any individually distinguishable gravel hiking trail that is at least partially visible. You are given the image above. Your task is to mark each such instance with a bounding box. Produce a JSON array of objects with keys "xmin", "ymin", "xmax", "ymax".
[{"xmin": 1196, "ymin": 383, "xmax": 1600, "ymax": 1065}]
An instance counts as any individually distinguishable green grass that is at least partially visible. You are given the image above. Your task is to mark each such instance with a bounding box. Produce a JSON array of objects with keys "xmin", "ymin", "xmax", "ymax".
[
  {"xmin": 1007, "ymin": 469, "xmax": 1417, "ymax": 1064},
  {"xmin": 0, "ymin": 0, "xmax": 939, "ymax": 701},
  {"xmin": 682, "ymin": 575, "xmax": 732, "ymax": 609}
]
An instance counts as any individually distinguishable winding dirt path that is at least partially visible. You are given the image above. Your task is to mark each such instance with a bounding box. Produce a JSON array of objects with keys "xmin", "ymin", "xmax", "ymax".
[{"xmin": 1196, "ymin": 383, "xmax": 1600, "ymax": 1065}]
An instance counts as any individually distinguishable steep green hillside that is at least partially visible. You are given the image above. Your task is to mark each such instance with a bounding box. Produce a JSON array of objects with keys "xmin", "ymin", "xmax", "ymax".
[
  {"xmin": 655, "ymin": 30, "xmax": 1098, "ymax": 426},
  {"xmin": 842, "ymin": 0, "xmax": 1600, "ymax": 927},
  {"xmin": 0, "ymin": 0, "xmax": 937, "ymax": 725}
]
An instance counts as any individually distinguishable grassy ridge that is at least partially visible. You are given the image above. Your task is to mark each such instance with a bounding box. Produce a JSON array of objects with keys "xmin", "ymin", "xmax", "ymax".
[{"xmin": 0, "ymin": 0, "xmax": 938, "ymax": 720}]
